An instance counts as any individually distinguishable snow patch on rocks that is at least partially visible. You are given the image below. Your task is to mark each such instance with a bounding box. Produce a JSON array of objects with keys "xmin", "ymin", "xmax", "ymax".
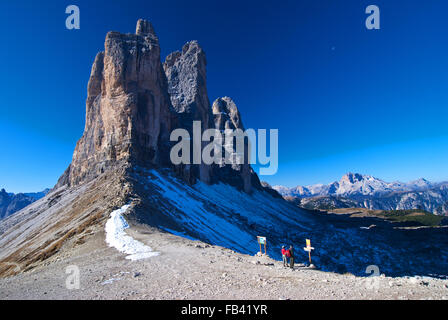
[{"xmin": 105, "ymin": 204, "xmax": 159, "ymax": 260}]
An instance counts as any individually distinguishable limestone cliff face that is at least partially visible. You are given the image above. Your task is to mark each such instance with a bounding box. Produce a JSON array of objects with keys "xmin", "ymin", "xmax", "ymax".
[
  {"xmin": 213, "ymin": 97, "xmax": 243, "ymax": 131},
  {"xmin": 58, "ymin": 20, "xmax": 174, "ymax": 187},
  {"xmin": 164, "ymin": 41, "xmax": 213, "ymax": 184},
  {"xmin": 57, "ymin": 20, "xmax": 260, "ymax": 193},
  {"xmin": 212, "ymin": 97, "xmax": 260, "ymax": 193}
]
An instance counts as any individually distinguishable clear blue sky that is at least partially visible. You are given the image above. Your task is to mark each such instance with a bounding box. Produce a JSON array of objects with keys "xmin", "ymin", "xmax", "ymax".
[{"xmin": 1, "ymin": 0, "xmax": 447, "ymax": 192}]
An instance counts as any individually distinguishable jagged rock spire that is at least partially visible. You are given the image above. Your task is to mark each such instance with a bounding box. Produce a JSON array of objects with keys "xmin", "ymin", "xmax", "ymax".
[
  {"xmin": 212, "ymin": 97, "xmax": 258, "ymax": 193},
  {"xmin": 164, "ymin": 40, "xmax": 213, "ymax": 184},
  {"xmin": 136, "ymin": 19, "xmax": 154, "ymax": 36},
  {"xmin": 164, "ymin": 41, "xmax": 209, "ymax": 115},
  {"xmin": 57, "ymin": 20, "xmax": 173, "ymax": 187},
  {"xmin": 135, "ymin": 19, "xmax": 159, "ymax": 46},
  {"xmin": 213, "ymin": 97, "xmax": 244, "ymax": 130}
]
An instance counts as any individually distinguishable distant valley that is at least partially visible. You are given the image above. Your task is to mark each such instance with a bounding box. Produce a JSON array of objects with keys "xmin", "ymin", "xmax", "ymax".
[{"xmin": 0, "ymin": 188, "xmax": 49, "ymax": 219}]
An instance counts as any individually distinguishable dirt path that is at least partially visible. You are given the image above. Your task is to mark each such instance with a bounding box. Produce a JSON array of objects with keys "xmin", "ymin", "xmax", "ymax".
[{"xmin": 1, "ymin": 225, "xmax": 447, "ymax": 300}]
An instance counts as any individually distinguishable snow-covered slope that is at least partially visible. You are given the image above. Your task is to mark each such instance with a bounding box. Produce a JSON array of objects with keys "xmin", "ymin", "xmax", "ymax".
[
  {"xmin": 1, "ymin": 166, "xmax": 447, "ymax": 278},
  {"xmin": 128, "ymin": 168, "xmax": 448, "ymax": 277},
  {"xmin": 136, "ymin": 169, "xmax": 315, "ymax": 255}
]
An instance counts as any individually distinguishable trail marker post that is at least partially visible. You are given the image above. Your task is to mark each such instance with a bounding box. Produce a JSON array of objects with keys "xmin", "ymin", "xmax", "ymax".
[
  {"xmin": 303, "ymin": 239, "xmax": 314, "ymax": 264},
  {"xmin": 257, "ymin": 236, "xmax": 267, "ymax": 255}
]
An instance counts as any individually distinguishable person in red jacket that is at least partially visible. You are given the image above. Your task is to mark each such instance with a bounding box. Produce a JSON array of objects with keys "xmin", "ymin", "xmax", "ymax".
[{"xmin": 281, "ymin": 245, "xmax": 289, "ymax": 267}]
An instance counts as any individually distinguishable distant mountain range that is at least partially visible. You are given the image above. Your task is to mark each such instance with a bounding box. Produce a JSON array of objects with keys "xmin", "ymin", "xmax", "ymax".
[
  {"xmin": 273, "ymin": 173, "xmax": 448, "ymax": 215},
  {"xmin": 0, "ymin": 188, "xmax": 49, "ymax": 219}
]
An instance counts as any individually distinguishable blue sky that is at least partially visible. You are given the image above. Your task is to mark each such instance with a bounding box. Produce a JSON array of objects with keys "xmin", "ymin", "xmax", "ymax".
[{"xmin": 0, "ymin": 0, "xmax": 447, "ymax": 192}]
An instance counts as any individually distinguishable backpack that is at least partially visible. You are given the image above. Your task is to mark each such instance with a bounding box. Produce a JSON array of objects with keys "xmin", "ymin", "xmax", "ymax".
[{"xmin": 285, "ymin": 250, "xmax": 291, "ymax": 258}]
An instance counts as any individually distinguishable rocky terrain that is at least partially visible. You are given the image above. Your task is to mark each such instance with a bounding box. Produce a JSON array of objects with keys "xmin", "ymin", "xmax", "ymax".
[
  {"xmin": 274, "ymin": 173, "xmax": 448, "ymax": 215},
  {"xmin": 0, "ymin": 188, "xmax": 48, "ymax": 220},
  {"xmin": 1, "ymin": 20, "xmax": 447, "ymax": 300},
  {"xmin": 1, "ymin": 226, "xmax": 447, "ymax": 300},
  {"xmin": 2, "ymin": 164, "xmax": 448, "ymax": 279},
  {"xmin": 0, "ymin": 19, "xmax": 273, "ymax": 279}
]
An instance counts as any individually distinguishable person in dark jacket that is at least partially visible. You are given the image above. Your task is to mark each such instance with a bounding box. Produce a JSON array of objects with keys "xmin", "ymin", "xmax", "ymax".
[
  {"xmin": 281, "ymin": 245, "xmax": 288, "ymax": 267},
  {"xmin": 289, "ymin": 245, "xmax": 295, "ymax": 269}
]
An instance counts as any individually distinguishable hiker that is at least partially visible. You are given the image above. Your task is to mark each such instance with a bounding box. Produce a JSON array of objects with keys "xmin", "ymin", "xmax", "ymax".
[
  {"xmin": 289, "ymin": 245, "xmax": 295, "ymax": 269},
  {"xmin": 281, "ymin": 245, "xmax": 288, "ymax": 267}
]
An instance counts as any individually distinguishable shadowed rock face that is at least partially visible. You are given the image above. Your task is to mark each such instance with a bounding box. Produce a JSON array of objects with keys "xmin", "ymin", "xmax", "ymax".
[
  {"xmin": 164, "ymin": 41, "xmax": 213, "ymax": 185},
  {"xmin": 212, "ymin": 97, "xmax": 260, "ymax": 193},
  {"xmin": 213, "ymin": 97, "xmax": 243, "ymax": 130}
]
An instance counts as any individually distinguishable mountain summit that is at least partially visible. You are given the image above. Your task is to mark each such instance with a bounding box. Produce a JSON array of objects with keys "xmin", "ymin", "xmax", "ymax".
[
  {"xmin": 274, "ymin": 173, "xmax": 448, "ymax": 215},
  {"xmin": 274, "ymin": 172, "xmax": 436, "ymax": 198}
]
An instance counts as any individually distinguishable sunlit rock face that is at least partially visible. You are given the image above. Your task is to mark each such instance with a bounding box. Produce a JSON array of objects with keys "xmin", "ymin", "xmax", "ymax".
[{"xmin": 58, "ymin": 20, "xmax": 174, "ymax": 187}]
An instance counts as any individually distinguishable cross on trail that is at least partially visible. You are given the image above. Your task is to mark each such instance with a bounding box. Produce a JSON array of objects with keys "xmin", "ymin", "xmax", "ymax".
[{"xmin": 303, "ymin": 239, "xmax": 314, "ymax": 265}]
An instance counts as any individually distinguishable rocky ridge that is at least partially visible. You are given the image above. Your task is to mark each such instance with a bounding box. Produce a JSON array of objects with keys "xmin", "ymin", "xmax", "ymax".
[
  {"xmin": 0, "ymin": 188, "xmax": 49, "ymax": 220},
  {"xmin": 274, "ymin": 173, "xmax": 448, "ymax": 215}
]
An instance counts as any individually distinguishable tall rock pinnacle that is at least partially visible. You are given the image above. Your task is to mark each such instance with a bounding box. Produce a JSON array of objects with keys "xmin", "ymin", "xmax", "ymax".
[
  {"xmin": 58, "ymin": 20, "xmax": 173, "ymax": 187},
  {"xmin": 56, "ymin": 20, "xmax": 261, "ymax": 193},
  {"xmin": 164, "ymin": 41, "xmax": 213, "ymax": 184},
  {"xmin": 136, "ymin": 19, "xmax": 155, "ymax": 36},
  {"xmin": 212, "ymin": 97, "xmax": 258, "ymax": 193}
]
